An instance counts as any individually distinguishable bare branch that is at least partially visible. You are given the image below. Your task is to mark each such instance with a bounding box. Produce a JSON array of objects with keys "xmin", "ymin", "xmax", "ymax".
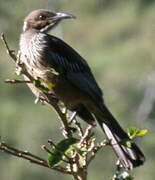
[{"xmin": 0, "ymin": 141, "xmax": 71, "ymax": 174}]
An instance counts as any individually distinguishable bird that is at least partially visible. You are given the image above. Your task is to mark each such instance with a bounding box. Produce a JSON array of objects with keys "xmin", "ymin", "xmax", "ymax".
[{"xmin": 19, "ymin": 9, "xmax": 145, "ymax": 170}]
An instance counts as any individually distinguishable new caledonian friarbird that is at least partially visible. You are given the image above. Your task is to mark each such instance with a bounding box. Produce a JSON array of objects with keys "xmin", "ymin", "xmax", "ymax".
[{"xmin": 19, "ymin": 9, "xmax": 145, "ymax": 170}]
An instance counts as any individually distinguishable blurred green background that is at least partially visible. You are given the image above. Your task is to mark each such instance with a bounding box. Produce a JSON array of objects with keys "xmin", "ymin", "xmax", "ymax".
[{"xmin": 0, "ymin": 0, "xmax": 155, "ymax": 179}]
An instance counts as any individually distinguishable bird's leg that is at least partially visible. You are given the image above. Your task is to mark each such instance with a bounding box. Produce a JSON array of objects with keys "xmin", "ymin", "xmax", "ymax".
[
  {"xmin": 68, "ymin": 111, "xmax": 77, "ymax": 125},
  {"xmin": 65, "ymin": 110, "xmax": 78, "ymax": 133},
  {"xmin": 58, "ymin": 109, "xmax": 77, "ymax": 135}
]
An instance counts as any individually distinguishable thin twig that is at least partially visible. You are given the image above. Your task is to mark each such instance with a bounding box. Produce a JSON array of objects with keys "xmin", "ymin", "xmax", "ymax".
[
  {"xmin": 1, "ymin": 33, "xmax": 17, "ymax": 61},
  {"xmin": 87, "ymin": 141, "xmax": 107, "ymax": 165},
  {"xmin": 73, "ymin": 119, "xmax": 84, "ymax": 137},
  {"xmin": 79, "ymin": 125, "xmax": 93, "ymax": 146},
  {"xmin": 5, "ymin": 79, "xmax": 31, "ymax": 84}
]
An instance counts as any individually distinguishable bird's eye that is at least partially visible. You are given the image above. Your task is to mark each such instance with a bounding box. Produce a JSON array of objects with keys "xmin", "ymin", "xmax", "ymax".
[{"xmin": 38, "ymin": 15, "xmax": 46, "ymax": 20}]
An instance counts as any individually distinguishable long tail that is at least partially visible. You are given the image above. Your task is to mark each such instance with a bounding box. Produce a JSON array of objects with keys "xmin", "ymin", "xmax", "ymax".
[{"xmin": 94, "ymin": 104, "xmax": 145, "ymax": 170}]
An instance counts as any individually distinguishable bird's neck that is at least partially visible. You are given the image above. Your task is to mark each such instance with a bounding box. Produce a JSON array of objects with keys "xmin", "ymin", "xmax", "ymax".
[
  {"xmin": 20, "ymin": 29, "xmax": 39, "ymax": 45},
  {"xmin": 22, "ymin": 28, "xmax": 40, "ymax": 35}
]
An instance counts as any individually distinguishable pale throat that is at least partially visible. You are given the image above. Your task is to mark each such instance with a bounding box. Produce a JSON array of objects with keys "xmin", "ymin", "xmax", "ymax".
[{"xmin": 23, "ymin": 21, "xmax": 28, "ymax": 32}]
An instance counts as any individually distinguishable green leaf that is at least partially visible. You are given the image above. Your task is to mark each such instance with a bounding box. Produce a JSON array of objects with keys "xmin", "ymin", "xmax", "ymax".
[
  {"xmin": 119, "ymin": 139, "xmax": 132, "ymax": 148},
  {"xmin": 127, "ymin": 126, "xmax": 138, "ymax": 139},
  {"xmin": 135, "ymin": 129, "xmax": 148, "ymax": 137},
  {"xmin": 32, "ymin": 79, "xmax": 49, "ymax": 93},
  {"xmin": 48, "ymin": 137, "xmax": 78, "ymax": 167},
  {"xmin": 127, "ymin": 126, "xmax": 148, "ymax": 139},
  {"xmin": 48, "ymin": 151, "xmax": 62, "ymax": 167},
  {"xmin": 112, "ymin": 171, "xmax": 133, "ymax": 180},
  {"xmin": 79, "ymin": 147, "xmax": 89, "ymax": 152}
]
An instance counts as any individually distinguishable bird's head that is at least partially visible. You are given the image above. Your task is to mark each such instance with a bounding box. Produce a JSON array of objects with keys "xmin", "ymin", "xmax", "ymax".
[{"xmin": 23, "ymin": 9, "xmax": 76, "ymax": 33}]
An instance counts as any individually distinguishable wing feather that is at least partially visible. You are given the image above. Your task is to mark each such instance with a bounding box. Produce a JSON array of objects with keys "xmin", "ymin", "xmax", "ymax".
[{"xmin": 42, "ymin": 33, "xmax": 103, "ymax": 103}]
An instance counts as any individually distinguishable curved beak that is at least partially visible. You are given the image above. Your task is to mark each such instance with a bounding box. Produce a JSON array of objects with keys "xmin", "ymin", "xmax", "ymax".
[
  {"xmin": 52, "ymin": 12, "xmax": 76, "ymax": 21},
  {"xmin": 41, "ymin": 11, "xmax": 76, "ymax": 33}
]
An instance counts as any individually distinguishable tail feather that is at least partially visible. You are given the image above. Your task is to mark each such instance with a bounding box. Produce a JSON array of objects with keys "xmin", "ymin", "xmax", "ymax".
[{"xmin": 94, "ymin": 104, "xmax": 145, "ymax": 170}]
